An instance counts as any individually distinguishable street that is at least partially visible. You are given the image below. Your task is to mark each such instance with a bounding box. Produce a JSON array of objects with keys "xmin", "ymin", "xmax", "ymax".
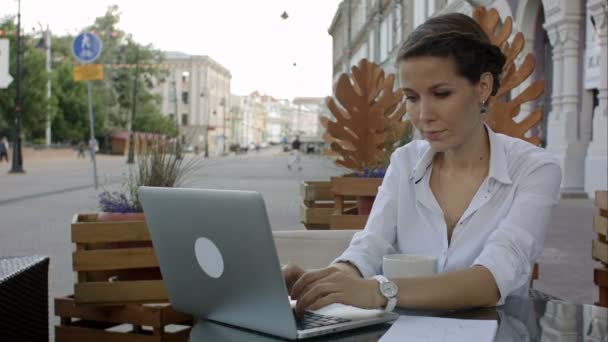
[{"xmin": 0, "ymin": 147, "xmax": 602, "ymax": 338}]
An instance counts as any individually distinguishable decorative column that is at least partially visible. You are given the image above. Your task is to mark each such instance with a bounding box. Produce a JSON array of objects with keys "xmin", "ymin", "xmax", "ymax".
[
  {"xmin": 586, "ymin": 0, "xmax": 608, "ymax": 196},
  {"xmin": 545, "ymin": 14, "xmax": 589, "ymax": 197}
]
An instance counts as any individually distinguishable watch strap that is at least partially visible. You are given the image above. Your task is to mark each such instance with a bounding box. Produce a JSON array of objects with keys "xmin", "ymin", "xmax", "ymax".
[{"xmin": 372, "ymin": 275, "xmax": 397, "ymax": 312}]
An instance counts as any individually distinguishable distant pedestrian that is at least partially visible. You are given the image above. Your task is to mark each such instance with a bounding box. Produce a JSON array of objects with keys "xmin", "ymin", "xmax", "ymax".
[
  {"xmin": 77, "ymin": 141, "xmax": 86, "ymax": 159},
  {"xmin": 0, "ymin": 137, "xmax": 8, "ymax": 162},
  {"xmin": 287, "ymin": 136, "xmax": 302, "ymax": 171}
]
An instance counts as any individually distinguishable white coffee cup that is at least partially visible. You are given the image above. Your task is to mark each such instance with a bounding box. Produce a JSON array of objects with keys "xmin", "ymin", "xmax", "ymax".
[{"xmin": 382, "ymin": 254, "xmax": 438, "ymax": 279}]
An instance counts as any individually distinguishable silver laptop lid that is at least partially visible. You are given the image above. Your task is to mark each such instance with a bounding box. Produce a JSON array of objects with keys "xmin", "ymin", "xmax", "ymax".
[{"xmin": 139, "ymin": 186, "xmax": 298, "ymax": 340}]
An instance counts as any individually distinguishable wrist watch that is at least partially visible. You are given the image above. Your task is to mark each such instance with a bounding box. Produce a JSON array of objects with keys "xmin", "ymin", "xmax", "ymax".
[{"xmin": 372, "ymin": 275, "xmax": 398, "ymax": 312}]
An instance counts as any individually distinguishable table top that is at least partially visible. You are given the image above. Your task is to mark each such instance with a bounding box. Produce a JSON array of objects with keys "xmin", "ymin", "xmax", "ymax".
[{"xmin": 188, "ymin": 295, "xmax": 608, "ymax": 341}]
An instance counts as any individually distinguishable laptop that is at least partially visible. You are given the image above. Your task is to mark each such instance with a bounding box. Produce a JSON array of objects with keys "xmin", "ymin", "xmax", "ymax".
[{"xmin": 139, "ymin": 186, "xmax": 398, "ymax": 340}]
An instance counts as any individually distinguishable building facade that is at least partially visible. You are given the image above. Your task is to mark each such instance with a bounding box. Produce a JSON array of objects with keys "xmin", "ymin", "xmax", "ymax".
[
  {"xmin": 329, "ymin": 0, "xmax": 607, "ymax": 198},
  {"xmin": 230, "ymin": 92, "xmax": 328, "ymax": 147},
  {"xmin": 292, "ymin": 97, "xmax": 330, "ymax": 140},
  {"xmin": 154, "ymin": 52, "xmax": 232, "ymax": 156}
]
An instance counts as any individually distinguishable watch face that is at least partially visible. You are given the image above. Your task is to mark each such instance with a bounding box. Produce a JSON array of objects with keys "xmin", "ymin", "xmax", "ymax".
[{"xmin": 381, "ymin": 281, "xmax": 398, "ymax": 298}]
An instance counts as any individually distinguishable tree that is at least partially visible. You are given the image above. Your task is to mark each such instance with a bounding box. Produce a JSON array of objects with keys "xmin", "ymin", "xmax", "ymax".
[
  {"xmin": 0, "ymin": 18, "xmax": 48, "ymax": 141},
  {"xmin": 0, "ymin": 6, "xmax": 177, "ymax": 145},
  {"xmin": 90, "ymin": 6, "xmax": 174, "ymax": 136}
]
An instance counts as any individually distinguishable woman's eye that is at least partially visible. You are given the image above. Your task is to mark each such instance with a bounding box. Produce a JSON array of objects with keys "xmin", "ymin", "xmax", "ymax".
[
  {"xmin": 405, "ymin": 95, "xmax": 418, "ymax": 102},
  {"xmin": 434, "ymin": 92, "xmax": 451, "ymax": 98}
]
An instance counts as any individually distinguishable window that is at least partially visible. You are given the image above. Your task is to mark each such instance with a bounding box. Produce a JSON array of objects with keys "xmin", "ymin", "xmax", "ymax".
[
  {"xmin": 181, "ymin": 113, "xmax": 188, "ymax": 126},
  {"xmin": 168, "ymin": 113, "xmax": 175, "ymax": 121},
  {"xmin": 182, "ymin": 91, "xmax": 189, "ymax": 104}
]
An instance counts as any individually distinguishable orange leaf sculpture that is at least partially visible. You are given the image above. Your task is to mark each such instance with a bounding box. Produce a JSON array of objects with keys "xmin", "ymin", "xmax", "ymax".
[
  {"xmin": 473, "ymin": 6, "xmax": 545, "ymax": 145},
  {"xmin": 321, "ymin": 59, "xmax": 408, "ymax": 171}
]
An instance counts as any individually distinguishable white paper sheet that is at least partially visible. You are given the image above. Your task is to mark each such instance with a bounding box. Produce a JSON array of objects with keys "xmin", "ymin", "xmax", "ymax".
[
  {"xmin": 380, "ymin": 316, "xmax": 498, "ymax": 342},
  {"xmin": 289, "ymin": 299, "xmax": 385, "ymax": 320}
]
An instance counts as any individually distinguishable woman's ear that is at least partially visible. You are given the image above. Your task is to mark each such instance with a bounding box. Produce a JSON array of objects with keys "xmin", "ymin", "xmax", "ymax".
[{"xmin": 478, "ymin": 72, "xmax": 494, "ymax": 101}]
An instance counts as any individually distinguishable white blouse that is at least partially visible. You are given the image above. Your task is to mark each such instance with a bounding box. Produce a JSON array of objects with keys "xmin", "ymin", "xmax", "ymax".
[{"xmin": 335, "ymin": 126, "xmax": 562, "ymax": 304}]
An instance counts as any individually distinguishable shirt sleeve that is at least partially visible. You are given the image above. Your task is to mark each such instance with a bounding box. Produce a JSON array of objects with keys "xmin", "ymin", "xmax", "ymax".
[
  {"xmin": 473, "ymin": 159, "xmax": 562, "ymax": 305},
  {"xmin": 333, "ymin": 152, "xmax": 401, "ymax": 278}
]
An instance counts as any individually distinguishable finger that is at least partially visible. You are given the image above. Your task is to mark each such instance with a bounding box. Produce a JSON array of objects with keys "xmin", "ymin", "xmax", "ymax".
[
  {"xmin": 308, "ymin": 292, "xmax": 344, "ymax": 311},
  {"xmin": 282, "ymin": 263, "xmax": 304, "ymax": 292},
  {"xmin": 294, "ymin": 272, "xmax": 341, "ymax": 302},
  {"xmin": 291, "ymin": 268, "xmax": 335, "ymax": 299},
  {"xmin": 295, "ymin": 283, "xmax": 337, "ymax": 314}
]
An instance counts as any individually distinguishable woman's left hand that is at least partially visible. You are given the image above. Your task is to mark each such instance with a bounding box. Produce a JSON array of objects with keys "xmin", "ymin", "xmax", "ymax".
[{"xmin": 290, "ymin": 266, "xmax": 384, "ymax": 314}]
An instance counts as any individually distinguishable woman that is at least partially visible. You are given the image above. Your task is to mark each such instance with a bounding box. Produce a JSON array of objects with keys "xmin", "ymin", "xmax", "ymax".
[{"xmin": 283, "ymin": 13, "xmax": 561, "ymax": 314}]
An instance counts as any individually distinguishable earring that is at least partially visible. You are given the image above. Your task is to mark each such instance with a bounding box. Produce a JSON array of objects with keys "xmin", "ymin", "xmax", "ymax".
[{"xmin": 480, "ymin": 98, "xmax": 487, "ymax": 114}]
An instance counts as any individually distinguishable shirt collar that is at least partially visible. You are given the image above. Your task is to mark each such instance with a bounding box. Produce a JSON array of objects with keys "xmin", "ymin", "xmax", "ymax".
[
  {"xmin": 486, "ymin": 125, "xmax": 513, "ymax": 185},
  {"xmin": 409, "ymin": 125, "xmax": 513, "ymax": 185}
]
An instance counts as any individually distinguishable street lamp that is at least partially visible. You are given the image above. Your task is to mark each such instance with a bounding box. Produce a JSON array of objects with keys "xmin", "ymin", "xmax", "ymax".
[
  {"xmin": 10, "ymin": 0, "xmax": 24, "ymax": 174},
  {"xmin": 126, "ymin": 45, "xmax": 140, "ymax": 164}
]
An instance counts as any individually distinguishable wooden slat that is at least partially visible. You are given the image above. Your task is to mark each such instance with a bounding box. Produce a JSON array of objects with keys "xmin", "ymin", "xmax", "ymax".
[
  {"xmin": 76, "ymin": 244, "xmax": 89, "ymax": 283},
  {"xmin": 595, "ymin": 267, "xmax": 608, "ymax": 286},
  {"xmin": 301, "ymin": 204, "xmax": 333, "ymax": 225},
  {"xmin": 162, "ymin": 329, "xmax": 192, "ymax": 342},
  {"xmin": 529, "ymin": 263, "xmax": 538, "ymax": 288},
  {"xmin": 304, "ymin": 224, "xmax": 330, "ymax": 230},
  {"xmin": 74, "ymin": 280, "xmax": 168, "ymax": 305},
  {"xmin": 73, "ymin": 248, "xmax": 159, "ymax": 271},
  {"xmin": 55, "ymin": 297, "xmax": 190, "ymax": 327},
  {"xmin": 56, "ymin": 325, "xmax": 163, "ymax": 342},
  {"xmin": 72, "ymin": 213, "xmax": 100, "ymax": 223},
  {"xmin": 592, "ymin": 240, "xmax": 608, "ymax": 265},
  {"xmin": 595, "ymin": 215, "xmax": 608, "ymax": 237},
  {"xmin": 596, "ymin": 191, "xmax": 608, "ymax": 212},
  {"xmin": 331, "ymin": 177, "xmax": 382, "ymax": 197},
  {"xmin": 330, "ymin": 215, "xmax": 368, "ymax": 230},
  {"xmin": 72, "ymin": 222, "xmax": 150, "ymax": 243},
  {"xmin": 300, "ymin": 181, "xmax": 333, "ymax": 202}
]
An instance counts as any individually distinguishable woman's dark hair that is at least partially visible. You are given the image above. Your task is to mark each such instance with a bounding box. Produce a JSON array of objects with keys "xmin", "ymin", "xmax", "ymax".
[{"xmin": 397, "ymin": 13, "xmax": 506, "ymax": 96}]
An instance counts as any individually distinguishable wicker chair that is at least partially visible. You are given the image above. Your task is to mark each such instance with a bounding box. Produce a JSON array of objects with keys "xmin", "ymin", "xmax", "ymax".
[{"xmin": 0, "ymin": 255, "xmax": 50, "ymax": 342}]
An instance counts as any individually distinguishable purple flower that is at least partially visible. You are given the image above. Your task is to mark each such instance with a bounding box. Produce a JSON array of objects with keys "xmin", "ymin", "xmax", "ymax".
[
  {"xmin": 355, "ymin": 167, "xmax": 386, "ymax": 178},
  {"xmin": 98, "ymin": 191, "xmax": 141, "ymax": 213}
]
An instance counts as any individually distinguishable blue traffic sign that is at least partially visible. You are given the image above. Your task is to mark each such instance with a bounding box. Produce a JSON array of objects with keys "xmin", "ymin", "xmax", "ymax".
[{"xmin": 72, "ymin": 32, "xmax": 102, "ymax": 63}]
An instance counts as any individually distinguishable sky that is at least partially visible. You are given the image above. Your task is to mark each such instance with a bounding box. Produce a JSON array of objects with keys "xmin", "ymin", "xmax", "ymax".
[{"xmin": 0, "ymin": 0, "xmax": 342, "ymax": 100}]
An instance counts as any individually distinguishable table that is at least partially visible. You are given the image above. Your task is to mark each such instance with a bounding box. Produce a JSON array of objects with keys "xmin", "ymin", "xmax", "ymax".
[{"xmin": 188, "ymin": 295, "xmax": 608, "ymax": 341}]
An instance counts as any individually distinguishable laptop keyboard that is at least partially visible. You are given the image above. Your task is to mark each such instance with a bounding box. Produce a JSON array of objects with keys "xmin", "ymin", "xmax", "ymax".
[{"xmin": 294, "ymin": 310, "xmax": 351, "ymax": 330}]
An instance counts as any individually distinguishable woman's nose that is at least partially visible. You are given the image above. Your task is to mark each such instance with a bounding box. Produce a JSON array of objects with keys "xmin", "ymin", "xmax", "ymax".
[{"xmin": 418, "ymin": 99, "xmax": 435, "ymax": 121}]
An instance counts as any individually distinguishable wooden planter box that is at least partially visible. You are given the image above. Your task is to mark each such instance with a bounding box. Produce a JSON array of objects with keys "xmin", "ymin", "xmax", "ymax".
[
  {"xmin": 593, "ymin": 191, "xmax": 608, "ymax": 265},
  {"xmin": 329, "ymin": 177, "xmax": 383, "ymax": 230},
  {"xmin": 71, "ymin": 213, "xmax": 168, "ymax": 305},
  {"xmin": 300, "ymin": 181, "xmax": 356, "ymax": 230},
  {"xmin": 55, "ymin": 296, "xmax": 192, "ymax": 342},
  {"xmin": 593, "ymin": 191, "xmax": 608, "ymax": 307}
]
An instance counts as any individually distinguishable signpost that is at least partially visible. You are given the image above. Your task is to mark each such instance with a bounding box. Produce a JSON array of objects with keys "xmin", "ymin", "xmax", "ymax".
[
  {"xmin": 72, "ymin": 32, "xmax": 102, "ymax": 189},
  {"xmin": 0, "ymin": 39, "xmax": 13, "ymax": 89}
]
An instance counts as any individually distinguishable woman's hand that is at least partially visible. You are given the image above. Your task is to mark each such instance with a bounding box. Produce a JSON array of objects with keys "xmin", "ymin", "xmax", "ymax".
[
  {"xmin": 290, "ymin": 265, "xmax": 385, "ymax": 315},
  {"xmin": 282, "ymin": 262, "xmax": 306, "ymax": 293}
]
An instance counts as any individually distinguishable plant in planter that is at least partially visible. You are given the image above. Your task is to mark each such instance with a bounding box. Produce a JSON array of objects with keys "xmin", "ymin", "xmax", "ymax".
[
  {"xmin": 84, "ymin": 136, "xmax": 200, "ymax": 284},
  {"xmin": 98, "ymin": 135, "xmax": 198, "ymax": 219},
  {"xmin": 320, "ymin": 59, "xmax": 412, "ymax": 221}
]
